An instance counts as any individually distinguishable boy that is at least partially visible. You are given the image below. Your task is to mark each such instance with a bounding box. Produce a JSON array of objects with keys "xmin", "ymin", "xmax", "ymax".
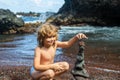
[{"xmin": 30, "ymin": 23, "xmax": 88, "ymax": 80}]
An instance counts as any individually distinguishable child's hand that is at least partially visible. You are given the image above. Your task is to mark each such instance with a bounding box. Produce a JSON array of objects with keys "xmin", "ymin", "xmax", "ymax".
[
  {"xmin": 51, "ymin": 64, "xmax": 64, "ymax": 74},
  {"xmin": 76, "ymin": 33, "xmax": 88, "ymax": 40}
]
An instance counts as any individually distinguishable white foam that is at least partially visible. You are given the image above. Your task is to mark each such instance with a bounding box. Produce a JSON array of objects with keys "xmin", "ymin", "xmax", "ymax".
[
  {"xmin": 89, "ymin": 67, "xmax": 120, "ymax": 73},
  {"xmin": 25, "ymin": 20, "xmax": 41, "ymax": 23}
]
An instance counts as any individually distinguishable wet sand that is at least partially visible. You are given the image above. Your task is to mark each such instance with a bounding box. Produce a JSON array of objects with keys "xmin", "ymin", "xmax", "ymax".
[{"xmin": 0, "ymin": 43, "xmax": 120, "ymax": 80}]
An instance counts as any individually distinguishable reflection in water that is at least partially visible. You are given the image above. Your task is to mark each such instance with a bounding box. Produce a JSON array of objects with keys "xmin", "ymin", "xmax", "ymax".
[{"xmin": 0, "ymin": 26, "xmax": 120, "ymax": 73}]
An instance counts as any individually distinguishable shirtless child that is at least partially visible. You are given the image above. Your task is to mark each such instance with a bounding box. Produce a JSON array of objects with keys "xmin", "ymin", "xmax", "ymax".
[{"xmin": 30, "ymin": 23, "xmax": 88, "ymax": 80}]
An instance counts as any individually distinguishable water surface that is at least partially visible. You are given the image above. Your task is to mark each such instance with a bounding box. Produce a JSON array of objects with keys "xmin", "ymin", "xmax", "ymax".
[{"xmin": 0, "ymin": 26, "xmax": 120, "ymax": 73}]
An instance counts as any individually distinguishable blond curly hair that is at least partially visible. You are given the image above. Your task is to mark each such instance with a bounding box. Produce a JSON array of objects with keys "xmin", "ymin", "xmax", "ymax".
[{"xmin": 37, "ymin": 23, "xmax": 58, "ymax": 47}]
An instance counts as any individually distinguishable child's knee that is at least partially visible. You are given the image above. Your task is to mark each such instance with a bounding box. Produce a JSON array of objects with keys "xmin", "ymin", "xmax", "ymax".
[
  {"xmin": 62, "ymin": 62, "xmax": 69, "ymax": 70},
  {"xmin": 47, "ymin": 69, "xmax": 55, "ymax": 78}
]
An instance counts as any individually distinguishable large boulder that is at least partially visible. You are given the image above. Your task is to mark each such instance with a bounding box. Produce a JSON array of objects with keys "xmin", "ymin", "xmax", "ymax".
[
  {"xmin": 0, "ymin": 9, "xmax": 24, "ymax": 34},
  {"xmin": 47, "ymin": 0, "xmax": 120, "ymax": 26}
]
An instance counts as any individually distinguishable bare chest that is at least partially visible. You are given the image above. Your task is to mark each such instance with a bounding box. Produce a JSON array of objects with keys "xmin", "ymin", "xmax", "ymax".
[{"xmin": 41, "ymin": 48, "xmax": 56, "ymax": 64}]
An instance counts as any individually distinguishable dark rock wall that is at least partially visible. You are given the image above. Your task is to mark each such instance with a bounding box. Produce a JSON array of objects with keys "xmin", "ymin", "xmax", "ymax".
[{"xmin": 47, "ymin": 0, "xmax": 120, "ymax": 26}]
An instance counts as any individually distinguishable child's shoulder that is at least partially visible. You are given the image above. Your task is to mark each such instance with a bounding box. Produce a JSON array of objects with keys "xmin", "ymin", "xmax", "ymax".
[
  {"xmin": 34, "ymin": 46, "xmax": 43, "ymax": 55},
  {"xmin": 35, "ymin": 46, "xmax": 41, "ymax": 51}
]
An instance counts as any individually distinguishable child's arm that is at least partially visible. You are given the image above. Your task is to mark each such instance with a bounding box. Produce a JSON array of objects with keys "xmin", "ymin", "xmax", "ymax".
[{"xmin": 56, "ymin": 33, "xmax": 88, "ymax": 48}]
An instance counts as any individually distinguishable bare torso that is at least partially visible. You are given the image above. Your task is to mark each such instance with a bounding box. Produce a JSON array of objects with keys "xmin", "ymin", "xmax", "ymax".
[{"xmin": 40, "ymin": 46, "xmax": 56, "ymax": 65}]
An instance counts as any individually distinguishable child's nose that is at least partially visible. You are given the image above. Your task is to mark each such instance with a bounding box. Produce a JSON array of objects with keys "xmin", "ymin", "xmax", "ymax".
[
  {"xmin": 51, "ymin": 37, "xmax": 55, "ymax": 41},
  {"xmin": 51, "ymin": 37, "xmax": 54, "ymax": 40}
]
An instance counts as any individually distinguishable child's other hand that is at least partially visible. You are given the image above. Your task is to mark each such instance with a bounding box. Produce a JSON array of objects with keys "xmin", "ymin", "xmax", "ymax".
[
  {"xmin": 76, "ymin": 33, "xmax": 88, "ymax": 40},
  {"xmin": 51, "ymin": 64, "xmax": 64, "ymax": 74}
]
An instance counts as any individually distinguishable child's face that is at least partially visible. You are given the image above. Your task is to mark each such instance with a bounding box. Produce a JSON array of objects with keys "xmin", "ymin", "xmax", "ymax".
[{"xmin": 44, "ymin": 36, "xmax": 56, "ymax": 47}]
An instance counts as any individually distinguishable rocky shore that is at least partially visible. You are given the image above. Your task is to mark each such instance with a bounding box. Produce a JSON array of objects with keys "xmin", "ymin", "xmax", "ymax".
[
  {"xmin": 0, "ymin": 1, "xmax": 120, "ymax": 79},
  {"xmin": 0, "ymin": 9, "xmax": 42, "ymax": 34},
  {"xmin": 0, "ymin": 62, "xmax": 119, "ymax": 80},
  {"xmin": 0, "ymin": 45, "xmax": 119, "ymax": 80}
]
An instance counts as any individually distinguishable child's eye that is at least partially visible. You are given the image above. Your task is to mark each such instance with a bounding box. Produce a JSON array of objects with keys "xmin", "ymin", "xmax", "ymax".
[
  {"xmin": 51, "ymin": 36, "xmax": 55, "ymax": 37},
  {"xmin": 52, "ymin": 36, "xmax": 55, "ymax": 37}
]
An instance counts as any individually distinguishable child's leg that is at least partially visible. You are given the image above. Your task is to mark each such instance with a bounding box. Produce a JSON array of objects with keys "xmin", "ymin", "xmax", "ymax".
[
  {"xmin": 53, "ymin": 62, "xmax": 69, "ymax": 75},
  {"xmin": 30, "ymin": 67, "xmax": 55, "ymax": 80},
  {"xmin": 30, "ymin": 62, "xmax": 69, "ymax": 80},
  {"xmin": 71, "ymin": 41, "xmax": 89, "ymax": 79}
]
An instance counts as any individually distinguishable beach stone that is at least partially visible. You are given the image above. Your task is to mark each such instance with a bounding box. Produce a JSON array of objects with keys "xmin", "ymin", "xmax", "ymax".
[
  {"xmin": 71, "ymin": 41, "xmax": 89, "ymax": 79},
  {"xmin": 0, "ymin": 75, "xmax": 11, "ymax": 80},
  {"xmin": 0, "ymin": 9, "xmax": 24, "ymax": 34}
]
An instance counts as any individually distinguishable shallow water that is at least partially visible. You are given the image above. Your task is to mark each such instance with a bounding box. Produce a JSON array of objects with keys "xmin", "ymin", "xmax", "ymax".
[
  {"xmin": 0, "ymin": 25, "xmax": 120, "ymax": 73},
  {"xmin": 58, "ymin": 26, "xmax": 120, "ymax": 73}
]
